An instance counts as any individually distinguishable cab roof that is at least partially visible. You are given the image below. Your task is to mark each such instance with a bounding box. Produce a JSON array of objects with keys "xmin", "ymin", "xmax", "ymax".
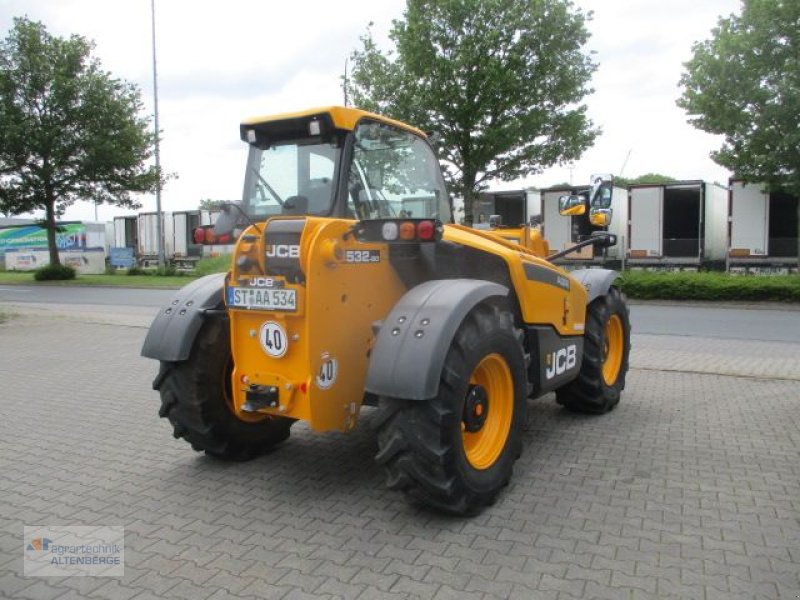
[{"xmin": 241, "ymin": 106, "xmax": 426, "ymax": 138}]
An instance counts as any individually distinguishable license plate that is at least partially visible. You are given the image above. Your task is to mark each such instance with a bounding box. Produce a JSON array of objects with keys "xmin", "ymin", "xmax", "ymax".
[{"xmin": 227, "ymin": 286, "xmax": 297, "ymax": 311}]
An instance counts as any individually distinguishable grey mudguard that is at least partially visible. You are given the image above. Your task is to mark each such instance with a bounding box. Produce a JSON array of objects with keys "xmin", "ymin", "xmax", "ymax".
[
  {"xmin": 570, "ymin": 268, "xmax": 620, "ymax": 304},
  {"xmin": 365, "ymin": 279, "xmax": 508, "ymax": 401},
  {"xmin": 140, "ymin": 273, "xmax": 226, "ymax": 362}
]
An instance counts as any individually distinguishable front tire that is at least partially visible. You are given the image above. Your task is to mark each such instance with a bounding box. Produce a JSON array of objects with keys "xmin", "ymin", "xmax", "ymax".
[
  {"xmin": 155, "ymin": 314, "xmax": 293, "ymax": 460},
  {"xmin": 556, "ymin": 286, "xmax": 631, "ymax": 414},
  {"xmin": 374, "ymin": 303, "xmax": 527, "ymax": 515}
]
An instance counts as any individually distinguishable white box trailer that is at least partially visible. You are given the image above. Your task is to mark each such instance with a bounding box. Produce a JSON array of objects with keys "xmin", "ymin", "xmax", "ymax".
[
  {"xmin": 113, "ymin": 215, "xmax": 138, "ymax": 249},
  {"xmin": 627, "ymin": 181, "xmax": 728, "ymax": 265},
  {"xmin": 172, "ymin": 210, "xmax": 206, "ymax": 266},
  {"xmin": 473, "ymin": 189, "xmax": 540, "ymax": 227},
  {"xmin": 137, "ymin": 211, "xmax": 174, "ymax": 266},
  {"xmin": 114, "ymin": 209, "xmax": 231, "ymax": 268},
  {"xmin": 541, "ymin": 183, "xmax": 628, "ymax": 262},
  {"xmin": 728, "ymin": 180, "xmax": 798, "ymax": 265}
]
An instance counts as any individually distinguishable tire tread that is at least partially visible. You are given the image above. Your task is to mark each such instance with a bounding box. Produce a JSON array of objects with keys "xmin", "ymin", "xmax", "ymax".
[{"xmin": 374, "ymin": 303, "xmax": 526, "ymax": 515}]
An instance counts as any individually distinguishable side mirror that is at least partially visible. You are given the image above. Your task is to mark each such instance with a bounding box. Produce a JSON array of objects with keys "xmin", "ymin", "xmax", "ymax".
[
  {"xmin": 558, "ymin": 194, "xmax": 586, "ymax": 216},
  {"xmin": 213, "ymin": 201, "xmax": 242, "ymax": 236},
  {"xmin": 488, "ymin": 214, "xmax": 502, "ymax": 227},
  {"xmin": 589, "ymin": 207, "xmax": 613, "ymax": 227},
  {"xmin": 590, "ymin": 230, "xmax": 617, "ymax": 248},
  {"xmin": 589, "ymin": 173, "xmax": 614, "ymax": 209}
]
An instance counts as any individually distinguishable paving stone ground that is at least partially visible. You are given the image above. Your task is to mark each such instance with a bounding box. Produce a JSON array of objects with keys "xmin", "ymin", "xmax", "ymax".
[{"xmin": 1, "ymin": 311, "xmax": 799, "ymax": 599}]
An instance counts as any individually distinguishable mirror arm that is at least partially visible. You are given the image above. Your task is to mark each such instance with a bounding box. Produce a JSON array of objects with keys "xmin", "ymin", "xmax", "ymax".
[
  {"xmin": 546, "ymin": 232, "xmax": 616, "ymax": 262},
  {"xmin": 228, "ymin": 202, "xmax": 262, "ymax": 235},
  {"xmin": 214, "ymin": 201, "xmax": 262, "ymax": 237}
]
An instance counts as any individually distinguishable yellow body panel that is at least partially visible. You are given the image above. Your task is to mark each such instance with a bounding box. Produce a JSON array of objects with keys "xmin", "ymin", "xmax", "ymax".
[
  {"xmin": 227, "ymin": 218, "xmax": 406, "ymax": 432},
  {"xmin": 226, "ymin": 219, "xmax": 586, "ymax": 432},
  {"xmin": 486, "ymin": 226, "xmax": 551, "ymax": 258},
  {"xmin": 241, "ymin": 106, "xmax": 426, "ymax": 138},
  {"xmin": 445, "ymin": 225, "xmax": 586, "ymax": 335}
]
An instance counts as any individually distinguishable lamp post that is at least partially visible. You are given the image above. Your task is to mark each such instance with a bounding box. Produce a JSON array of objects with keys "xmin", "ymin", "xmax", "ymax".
[{"xmin": 151, "ymin": 0, "xmax": 165, "ymax": 269}]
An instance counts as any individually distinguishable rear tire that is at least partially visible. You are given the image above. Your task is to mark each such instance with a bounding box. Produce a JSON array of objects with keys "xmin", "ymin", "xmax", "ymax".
[
  {"xmin": 155, "ymin": 314, "xmax": 293, "ymax": 460},
  {"xmin": 556, "ymin": 286, "xmax": 630, "ymax": 414},
  {"xmin": 374, "ymin": 303, "xmax": 527, "ymax": 515}
]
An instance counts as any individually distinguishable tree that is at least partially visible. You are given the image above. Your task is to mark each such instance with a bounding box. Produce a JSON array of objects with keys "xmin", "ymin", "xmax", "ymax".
[
  {"xmin": 677, "ymin": 0, "xmax": 800, "ymax": 257},
  {"xmin": 614, "ymin": 173, "xmax": 677, "ymax": 188},
  {"xmin": 199, "ymin": 199, "xmax": 225, "ymax": 211},
  {"xmin": 348, "ymin": 0, "xmax": 598, "ymax": 222},
  {"xmin": 0, "ymin": 17, "xmax": 160, "ymax": 267}
]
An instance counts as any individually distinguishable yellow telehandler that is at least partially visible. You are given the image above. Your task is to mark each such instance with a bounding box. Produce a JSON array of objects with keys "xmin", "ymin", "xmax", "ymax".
[{"xmin": 142, "ymin": 107, "xmax": 630, "ymax": 515}]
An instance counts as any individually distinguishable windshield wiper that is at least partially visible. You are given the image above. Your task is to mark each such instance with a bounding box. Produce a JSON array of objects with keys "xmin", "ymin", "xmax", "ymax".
[{"xmin": 252, "ymin": 168, "xmax": 287, "ymax": 207}]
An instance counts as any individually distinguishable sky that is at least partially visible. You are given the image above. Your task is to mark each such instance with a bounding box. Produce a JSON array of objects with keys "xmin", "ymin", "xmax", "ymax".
[{"xmin": 1, "ymin": 0, "xmax": 743, "ymax": 223}]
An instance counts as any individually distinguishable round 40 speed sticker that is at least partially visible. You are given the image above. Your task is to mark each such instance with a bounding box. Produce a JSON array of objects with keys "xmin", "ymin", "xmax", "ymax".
[
  {"xmin": 316, "ymin": 354, "xmax": 338, "ymax": 389},
  {"xmin": 259, "ymin": 321, "xmax": 288, "ymax": 358}
]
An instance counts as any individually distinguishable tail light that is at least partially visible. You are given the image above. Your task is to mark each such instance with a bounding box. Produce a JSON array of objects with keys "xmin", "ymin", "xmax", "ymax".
[
  {"xmin": 354, "ymin": 219, "xmax": 443, "ymax": 244},
  {"xmin": 399, "ymin": 221, "xmax": 416, "ymax": 241},
  {"xmin": 417, "ymin": 220, "xmax": 436, "ymax": 241},
  {"xmin": 193, "ymin": 225, "xmax": 232, "ymax": 245}
]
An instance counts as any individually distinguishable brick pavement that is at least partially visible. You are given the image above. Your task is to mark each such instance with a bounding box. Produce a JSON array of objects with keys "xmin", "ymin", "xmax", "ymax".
[{"xmin": 1, "ymin": 312, "xmax": 799, "ymax": 599}]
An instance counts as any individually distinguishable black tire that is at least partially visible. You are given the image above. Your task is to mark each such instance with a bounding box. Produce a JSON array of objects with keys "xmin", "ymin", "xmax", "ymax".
[
  {"xmin": 374, "ymin": 303, "xmax": 528, "ymax": 515},
  {"xmin": 556, "ymin": 286, "xmax": 631, "ymax": 414},
  {"xmin": 154, "ymin": 314, "xmax": 293, "ymax": 460}
]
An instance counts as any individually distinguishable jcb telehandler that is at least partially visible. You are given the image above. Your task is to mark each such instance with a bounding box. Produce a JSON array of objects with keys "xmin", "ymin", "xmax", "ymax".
[{"xmin": 142, "ymin": 107, "xmax": 631, "ymax": 515}]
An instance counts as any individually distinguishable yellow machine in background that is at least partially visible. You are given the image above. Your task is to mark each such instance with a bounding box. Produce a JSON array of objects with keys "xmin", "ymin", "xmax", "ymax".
[
  {"xmin": 478, "ymin": 174, "xmax": 615, "ymax": 259},
  {"xmin": 142, "ymin": 107, "xmax": 630, "ymax": 515},
  {"xmin": 482, "ymin": 220, "xmax": 551, "ymax": 257}
]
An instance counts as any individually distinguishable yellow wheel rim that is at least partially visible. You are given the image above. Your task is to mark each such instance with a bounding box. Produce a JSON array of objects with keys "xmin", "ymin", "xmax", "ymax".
[
  {"xmin": 602, "ymin": 314, "xmax": 624, "ymax": 386},
  {"xmin": 462, "ymin": 353, "xmax": 514, "ymax": 470}
]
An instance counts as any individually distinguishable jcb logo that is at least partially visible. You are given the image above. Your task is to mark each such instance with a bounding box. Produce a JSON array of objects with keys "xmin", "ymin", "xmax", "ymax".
[
  {"xmin": 545, "ymin": 344, "xmax": 577, "ymax": 380},
  {"xmin": 247, "ymin": 277, "xmax": 277, "ymax": 288},
  {"xmin": 265, "ymin": 244, "xmax": 300, "ymax": 259}
]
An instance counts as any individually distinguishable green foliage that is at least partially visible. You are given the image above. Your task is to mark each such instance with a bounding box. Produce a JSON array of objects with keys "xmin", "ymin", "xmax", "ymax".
[
  {"xmin": 199, "ymin": 199, "xmax": 225, "ymax": 211},
  {"xmin": 0, "ymin": 269, "xmax": 188, "ymax": 287},
  {"xmin": 619, "ymin": 270, "xmax": 800, "ymax": 302},
  {"xmin": 348, "ymin": 0, "xmax": 598, "ymax": 219},
  {"xmin": 614, "ymin": 173, "xmax": 677, "ymax": 187},
  {"xmin": 153, "ymin": 264, "xmax": 177, "ymax": 277},
  {"xmin": 124, "ymin": 265, "xmax": 181, "ymax": 276},
  {"xmin": 194, "ymin": 254, "xmax": 232, "ymax": 276},
  {"xmin": 33, "ymin": 263, "xmax": 76, "ymax": 281},
  {"xmin": 0, "ymin": 17, "xmax": 161, "ymax": 266},
  {"xmin": 678, "ymin": 0, "xmax": 800, "ymax": 196}
]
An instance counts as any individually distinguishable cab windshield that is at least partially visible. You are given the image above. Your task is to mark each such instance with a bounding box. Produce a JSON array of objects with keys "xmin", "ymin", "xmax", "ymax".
[
  {"xmin": 242, "ymin": 140, "xmax": 340, "ymax": 218},
  {"xmin": 240, "ymin": 120, "xmax": 451, "ymax": 222},
  {"xmin": 347, "ymin": 121, "xmax": 451, "ymax": 222}
]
